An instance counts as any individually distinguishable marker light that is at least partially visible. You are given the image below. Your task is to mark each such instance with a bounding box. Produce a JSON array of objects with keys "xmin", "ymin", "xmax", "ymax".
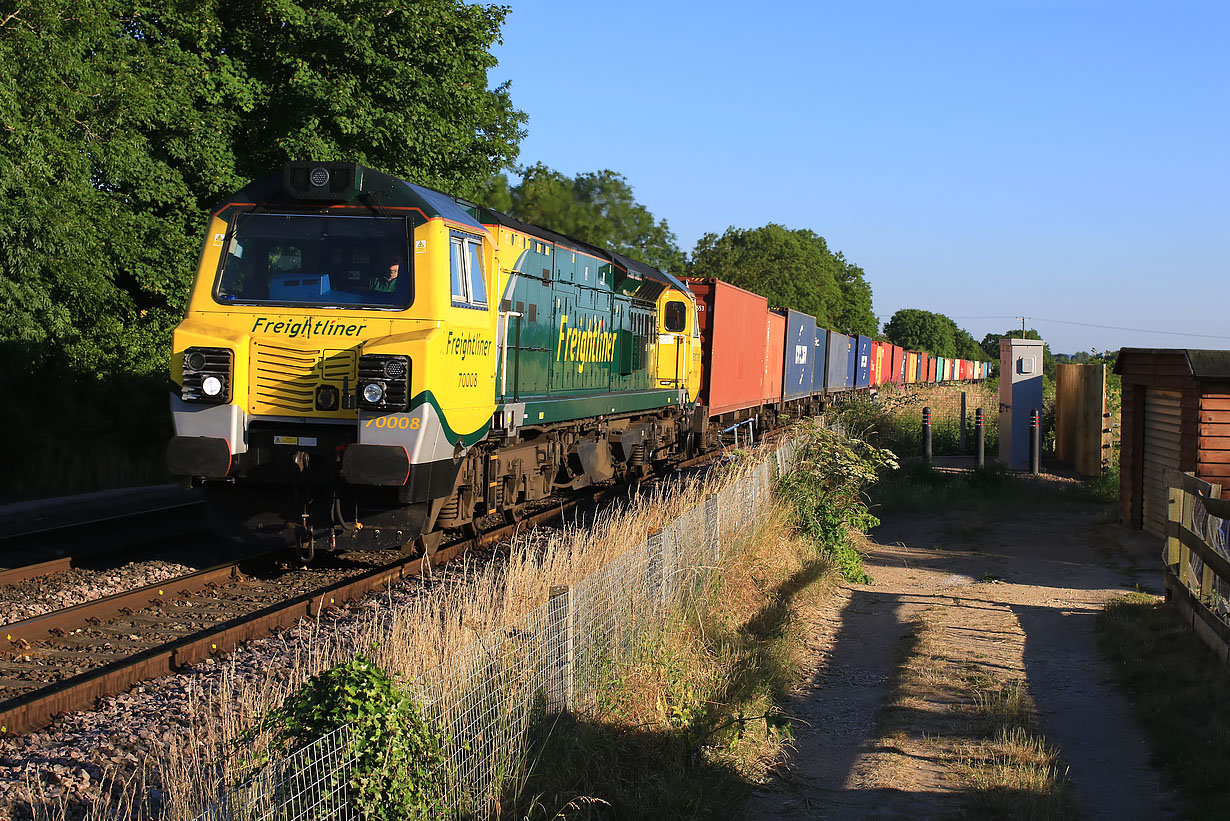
[
  {"xmin": 309, "ymin": 167, "xmax": 330, "ymax": 187},
  {"xmin": 202, "ymin": 376, "xmax": 224, "ymax": 397},
  {"xmin": 362, "ymin": 383, "xmax": 385, "ymax": 404}
]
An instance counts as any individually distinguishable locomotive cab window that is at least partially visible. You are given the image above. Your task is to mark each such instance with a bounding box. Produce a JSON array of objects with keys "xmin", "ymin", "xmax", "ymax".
[
  {"xmin": 663, "ymin": 300, "xmax": 687, "ymax": 333},
  {"xmin": 214, "ymin": 213, "xmax": 411, "ymax": 308},
  {"xmin": 450, "ymin": 232, "xmax": 488, "ymax": 310}
]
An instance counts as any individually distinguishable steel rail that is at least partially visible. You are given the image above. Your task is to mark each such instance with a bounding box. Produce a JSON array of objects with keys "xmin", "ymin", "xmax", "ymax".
[
  {"xmin": 0, "ymin": 499, "xmax": 204, "ymax": 542},
  {"xmin": 0, "ymin": 557, "xmax": 75, "ymax": 587},
  {"xmin": 1, "ymin": 562, "xmax": 249, "ymax": 650}
]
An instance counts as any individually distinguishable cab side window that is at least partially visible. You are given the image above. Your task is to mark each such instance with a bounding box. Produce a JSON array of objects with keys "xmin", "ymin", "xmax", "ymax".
[
  {"xmin": 663, "ymin": 300, "xmax": 687, "ymax": 333},
  {"xmin": 450, "ymin": 232, "xmax": 488, "ymax": 309}
]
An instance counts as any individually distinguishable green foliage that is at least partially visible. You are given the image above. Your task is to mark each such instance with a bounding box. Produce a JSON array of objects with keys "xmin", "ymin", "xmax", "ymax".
[
  {"xmin": 258, "ymin": 655, "xmax": 451, "ymax": 821},
  {"xmin": 689, "ymin": 224, "xmax": 876, "ymax": 335},
  {"xmin": 777, "ymin": 421, "xmax": 898, "ymax": 582},
  {"xmin": 883, "ymin": 308, "xmax": 987, "ymax": 360},
  {"xmin": 0, "ymin": 0, "xmax": 524, "ymax": 497},
  {"xmin": 477, "ymin": 163, "xmax": 686, "ymax": 273}
]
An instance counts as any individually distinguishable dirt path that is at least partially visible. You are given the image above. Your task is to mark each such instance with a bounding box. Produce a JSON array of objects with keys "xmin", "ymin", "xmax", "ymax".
[{"xmin": 743, "ymin": 498, "xmax": 1178, "ymax": 820}]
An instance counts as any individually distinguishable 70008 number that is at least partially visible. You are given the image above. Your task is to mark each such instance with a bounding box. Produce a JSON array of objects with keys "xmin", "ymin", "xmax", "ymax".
[{"xmin": 364, "ymin": 416, "xmax": 420, "ymax": 429}]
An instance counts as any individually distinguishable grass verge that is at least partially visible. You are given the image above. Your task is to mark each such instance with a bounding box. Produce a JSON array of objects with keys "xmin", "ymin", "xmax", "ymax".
[
  {"xmin": 1097, "ymin": 592, "xmax": 1230, "ymax": 821},
  {"xmin": 506, "ymin": 501, "xmax": 839, "ymax": 818},
  {"xmin": 506, "ymin": 423, "xmax": 893, "ymax": 818}
]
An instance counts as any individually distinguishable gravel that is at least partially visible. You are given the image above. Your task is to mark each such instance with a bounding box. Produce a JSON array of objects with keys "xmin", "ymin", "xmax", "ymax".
[{"xmin": 0, "ymin": 562, "xmax": 196, "ymax": 625}]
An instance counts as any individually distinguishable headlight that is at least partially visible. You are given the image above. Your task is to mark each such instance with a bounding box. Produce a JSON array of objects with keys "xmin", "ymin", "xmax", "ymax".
[
  {"xmin": 362, "ymin": 383, "xmax": 385, "ymax": 404},
  {"xmin": 181, "ymin": 346, "xmax": 233, "ymax": 404},
  {"xmin": 356, "ymin": 354, "xmax": 409, "ymax": 411}
]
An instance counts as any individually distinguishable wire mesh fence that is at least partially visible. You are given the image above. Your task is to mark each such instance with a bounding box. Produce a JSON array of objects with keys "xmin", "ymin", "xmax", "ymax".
[
  {"xmin": 193, "ymin": 440, "xmax": 798, "ymax": 821},
  {"xmin": 193, "ymin": 724, "xmax": 360, "ymax": 821}
]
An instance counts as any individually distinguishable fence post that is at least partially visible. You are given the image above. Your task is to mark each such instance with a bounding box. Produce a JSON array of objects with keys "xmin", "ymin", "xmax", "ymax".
[
  {"xmin": 960, "ymin": 391, "xmax": 967, "ymax": 454},
  {"xmin": 547, "ymin": 585, "xmax": 573, "ymax": 712},
  {"xmin": 922, "ymin": 407, "xmax": 932, "ymax": 462},
  {"xmin": 706, "ymin": 493, "xmax": 720, "ymax": 563},
  {"xmin": 1166, "ymin": 472, "xmax": 1181, "ymax": 574}
]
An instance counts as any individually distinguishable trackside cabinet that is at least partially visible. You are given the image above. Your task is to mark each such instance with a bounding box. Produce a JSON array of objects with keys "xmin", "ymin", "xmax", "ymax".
[{"xmin": 999, "ymin": 338, "xmax": 1045, "ymax": 469}]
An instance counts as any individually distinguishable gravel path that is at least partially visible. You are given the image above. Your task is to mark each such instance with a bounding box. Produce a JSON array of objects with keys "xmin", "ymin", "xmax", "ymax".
[{"xmin": 743, "ymin": 500, "xmax": 1178, "ymax": 819}]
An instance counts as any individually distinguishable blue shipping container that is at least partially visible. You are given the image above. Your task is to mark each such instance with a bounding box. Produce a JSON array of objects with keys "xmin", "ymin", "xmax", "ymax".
[
  {"xmin": 783, "ymin": 309, "xmax": 817, "ymax": 400},
  {"xmin": 845, "ymin": 336, "xmax": 857, "ymax": 388},
  {"xmin": 826, "ymin": 332, "xmax": 852, "ymax": 391},
  {"xmin": 812, "ymin": 328, "xmax": 827, "ymax": 394},
  {"xmin": 855, "ymin": 336, "xmax": 872, "ymax": 388}
]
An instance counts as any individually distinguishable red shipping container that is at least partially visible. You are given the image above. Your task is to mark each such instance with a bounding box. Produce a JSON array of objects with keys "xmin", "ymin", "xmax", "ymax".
[
  {"xmin": 686, "ymin": 278, "xmax": 768, "ymax": 416},
  {"xmin": 869, "ymin": 341, "xmax": 881, "ymax": 385},
  {"xmin": 892, "ymin": 345, "xmax": 904, "ymax": 383},
  {"xmin": 763, "ymin": 310, "xmax": 785, "ymax": 404},
  {"xmin": 928, "ymin": 356, "xmax": 938, "ymax": 383}
]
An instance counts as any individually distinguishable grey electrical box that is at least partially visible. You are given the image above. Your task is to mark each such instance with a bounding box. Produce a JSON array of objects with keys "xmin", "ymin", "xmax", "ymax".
[{"xmin": 999, "ymin": 337, "xmax": 1045, "ymax": 469}]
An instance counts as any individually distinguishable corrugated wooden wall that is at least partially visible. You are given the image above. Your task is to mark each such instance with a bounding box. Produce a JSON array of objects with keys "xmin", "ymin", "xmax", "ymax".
[{"xmin": 1199, "ymin": 386, "xmax": 1230, "ymax": 486}]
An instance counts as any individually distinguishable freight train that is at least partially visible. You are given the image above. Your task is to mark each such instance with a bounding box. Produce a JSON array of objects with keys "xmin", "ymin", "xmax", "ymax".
[{"xmin": 166, "ymin": 162, "xmax": 988, "ymax": 558}]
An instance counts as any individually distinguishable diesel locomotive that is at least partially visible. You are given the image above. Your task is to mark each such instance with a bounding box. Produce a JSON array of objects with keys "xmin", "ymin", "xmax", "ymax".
[
  {"xmin": 167, "ymin": 162, "xmax": 987, "ymax": 559},
  {"xmin": 168, "ymin": 162, "xmax": 704, "ymax": 558}
]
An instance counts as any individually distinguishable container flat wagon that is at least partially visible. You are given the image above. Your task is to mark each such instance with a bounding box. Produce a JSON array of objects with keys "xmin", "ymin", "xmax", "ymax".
[
  {"xmin": 827, "ymin": 332, "xmax": 853, "ymax": 392},
  {"xmin": 763, "ymin": 310, "xmax": 785, "ymax": 407},
  {"xmin": 782, "ymin": 308, "xmax": 816, "ymax": 403},
  {"xmin": 687, "ymin": 278, "xmax": 767, "ymax": 419},
  {"xmin": 855, "ymin": 335, "xmax": 872, "ymax": 389}
]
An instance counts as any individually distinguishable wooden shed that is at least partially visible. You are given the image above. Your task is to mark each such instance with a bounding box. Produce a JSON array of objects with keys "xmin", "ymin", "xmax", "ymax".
[{"xmin": 1115, "ymin": 348, "xmax": 1230, "ymax": 536}]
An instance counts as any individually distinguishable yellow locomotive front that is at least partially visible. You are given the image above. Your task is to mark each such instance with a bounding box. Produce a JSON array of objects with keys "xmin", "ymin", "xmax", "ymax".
[{"xmin": 168, "ymin": 162, "xmax": 498, "ymax": 556}]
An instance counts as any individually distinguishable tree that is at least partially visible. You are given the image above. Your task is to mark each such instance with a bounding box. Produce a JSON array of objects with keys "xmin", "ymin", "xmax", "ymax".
[
  {"xmin": 883, "ymin": 309, "xmax": 955, "ymax": 356},
  {"xmin": 1, "ymin": 0, "xmax": 525, "ymax": 381},
  {"xmin": 0, "ymin": 0, "xmax": 525, "ymax": 497},
  {"xmin": 475, "ymin": 164, "xmax": 686, "ymax": 273},
  {"xmin": 883, "ymin": 308, "xmax": 990, "ymax": 360},
  {"xmin": 217, "ymin": 0, "xmax": 526, "ymax": 198},
  {"xmin": 688, "ymin": 224, "xmax": 876, "ymax": 335}
]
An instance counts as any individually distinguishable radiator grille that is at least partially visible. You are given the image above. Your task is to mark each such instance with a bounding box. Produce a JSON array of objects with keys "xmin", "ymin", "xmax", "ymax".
[{"xmin": 249, "ymin": 342, "xmax": 358, "ymax": 417}]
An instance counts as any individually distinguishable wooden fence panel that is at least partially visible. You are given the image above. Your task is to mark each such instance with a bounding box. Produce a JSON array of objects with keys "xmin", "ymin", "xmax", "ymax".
[
  {"xmin": 1163, "ymin": 469, "xmax": 1229, "ymax": 662},
  {"xmin": 1055, "ymin": 363, "xmax": 1108, "ymax": 476}
]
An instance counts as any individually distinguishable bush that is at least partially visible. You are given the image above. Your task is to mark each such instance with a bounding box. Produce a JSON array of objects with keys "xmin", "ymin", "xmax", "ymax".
[
  {"xmin": 777, "ymin": 421, "xmax": 897, "ymax": 582},
  {"xmin": 257, "ymin": 655, "xmax": 451, "ymax": 821}
]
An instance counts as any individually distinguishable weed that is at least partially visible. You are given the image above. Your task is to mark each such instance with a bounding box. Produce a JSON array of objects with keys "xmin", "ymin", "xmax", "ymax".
[
  {"xmin": 250, "ymin": 655, "xmax": 452, "ymax": 821},
  {"xmin": 776, "ymin": 420, "xmax": 897, "ymax": 583}
]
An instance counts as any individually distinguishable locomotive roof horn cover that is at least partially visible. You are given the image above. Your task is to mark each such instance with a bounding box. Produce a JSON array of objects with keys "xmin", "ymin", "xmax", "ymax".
[{"xmin": 283, "ymin": 161, "xmax": 364, "ymax": 202}]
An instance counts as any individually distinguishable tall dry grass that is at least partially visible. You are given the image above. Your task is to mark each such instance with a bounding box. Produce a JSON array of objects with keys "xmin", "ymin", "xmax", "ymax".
[{"xmin": 16, "ymin": 444, "xmax": 782, "ymax": 820}]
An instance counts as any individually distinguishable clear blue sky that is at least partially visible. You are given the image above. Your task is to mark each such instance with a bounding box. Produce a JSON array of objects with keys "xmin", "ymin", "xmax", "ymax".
[{"xmin": 489, "ymin": 0, "xmax": 1228, "ymax": 355}]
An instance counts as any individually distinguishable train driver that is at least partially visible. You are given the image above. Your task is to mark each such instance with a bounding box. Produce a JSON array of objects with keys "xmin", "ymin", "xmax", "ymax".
[{"xmin": 367, "ymin": 253, "xmax": 409, "ymax": 303}]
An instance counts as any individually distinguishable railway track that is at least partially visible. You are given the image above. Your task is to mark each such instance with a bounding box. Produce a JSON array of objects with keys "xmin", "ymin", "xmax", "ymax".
[
  {"xmin": 0, "ymin": 499, "xmax": 207, "ymax": 585},
  {"xmin": 0, "ymin": 452, "xmax": 727, "ymax": 736}
]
